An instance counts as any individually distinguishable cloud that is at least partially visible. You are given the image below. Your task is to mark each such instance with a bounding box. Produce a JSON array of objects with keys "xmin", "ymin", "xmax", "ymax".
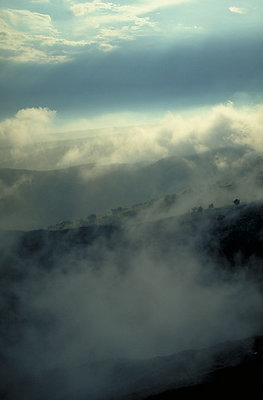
[
  {"xmin": 54, "ymin": 102, "xmax": 263, "ymax": 168},
  {"xmin": 0, "ymin": 8, "xmax": 55, "ymax": 35},
  {"xmin": 2, "ymin": 102, "xmax": 263, "ymax": 230},
  {"xmin": 0, "ymin": 8, "xmax": 88, "ymax": 63},
  {"xmin": 229, "ymin": 7, "xmax": 246, "ymax": 14},
  {"xmin": 2, "ymin": 32, "xmax": 261, "ymax": 118},
  {"xmin": 0, "ymin": 0, "xmax": 258, "ymax": 63},
  {"xmin": 0, "ymin": 1, "xmax": 185, "ymax": 62},
  {"xmin": 0, "ymin": 174, "xmax": 31, "ymax": 202},
  {"xmin": 0, "ymin": 107, "xmax": 56, "ymax": 146},
  {"xmin": 69, "ymin": 2, "xmax": 156, "ymax": 50},
  {"xmin": 0, "ymin": 0, "xmax": 195, "ymax": 62},
  {"xmin": 68, "ymin": 0, "xmax": 194, "ymax": 51},
  {"xmin": 69, "ymin": 0, "xmax": 193, "ymax": 17},
  {"xmin": 1, "ymin": 102, "xmax": 263, "ymax": 172}
]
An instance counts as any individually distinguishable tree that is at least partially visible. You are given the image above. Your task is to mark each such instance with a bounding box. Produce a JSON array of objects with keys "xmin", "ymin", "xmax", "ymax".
[{"xmin": 88, "ymin": 214, "xmax": 96, "ymax": 223}]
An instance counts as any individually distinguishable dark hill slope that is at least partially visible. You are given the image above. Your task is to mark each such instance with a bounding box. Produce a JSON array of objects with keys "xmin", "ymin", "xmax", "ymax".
[
  {"xmin": 1, "ymin": 202, "xmax": 263, "ymax": 399},
  {"xmin": 1, "ymin": 146, "xmax": 263, "ymax": 230},
  {"xmin": 147, "ymin": 336, "xmax": 263, "ymax": 399},
  {"xmin": 1, "ymin": 202, "xmax": 263, "ymax": 279}
]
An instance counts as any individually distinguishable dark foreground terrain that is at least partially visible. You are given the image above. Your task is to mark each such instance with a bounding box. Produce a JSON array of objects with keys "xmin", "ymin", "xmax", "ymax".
[
  {"xmin": 0, "ymin": 202, "xmax": 263, "ymax": 399},
  {"xmin": 147, "ymin": 336, "xmax": 263, "ymax": 399}
]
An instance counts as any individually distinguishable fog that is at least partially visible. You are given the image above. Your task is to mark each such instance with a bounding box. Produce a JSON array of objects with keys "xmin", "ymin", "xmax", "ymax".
[
  {"xmin": 0, "ymin": 103, "xmax": 263, "ymax": 230},
  {"xmin": 1, "ymin": 201, "xmax": 263, "ymax": 399},
  {"xmin": 0, "ymin": 102, "xmax": 263, "ymax": 170},
  {"xmin": 0, "ymin": 102, "xmax": 263, "ymax": 398}
]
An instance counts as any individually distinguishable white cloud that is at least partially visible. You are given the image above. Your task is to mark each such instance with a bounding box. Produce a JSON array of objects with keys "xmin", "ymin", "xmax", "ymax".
[
  {"xmin": 55, "ymin": 102, "xmax": 263, "ymax": 168},
  {"xmin": 31, "ymin": 0, "xmax": 50, "ymax": 3},
  {"xmin": 2, "ymin": 103, "xmax": 263, "ymax": 186},
  {"xmin": 0, "ymin": 1, "xmax": 255, "ymax": 62},
  {"xmin": 1, "ymin": 9, "xmax": 55, "ymax": 35},
  {"xmin": 69, "ymin": 1, "xmax": 156, "ymax": 49},
  {"xmin": 0, "ymin": 107, "xmax": 56, "ymax": 146},
  {"xmin": 0, "ymin": 0, "xmax": 199, "ymax": 61},
  {"xmin": 70, "ymin": 0, "xmax": 193, "ymax": 17},
  {"xmin": 2, "ymin": 102, "xmax": 263, "ymax": 167},
  {"xmin": 229, "ymin": 7, "xmax": 246, "ymax": 14},
  {"xmin": 0, "ymin": 8, "xmax": 88, "ymax": 63},
  {"xmin": 68, "ymin": 0, "xmax": 193, "ymax": 50},
  {"xmin": 0, "ymin": 1, "xmax": 176, "ymax": 61}
]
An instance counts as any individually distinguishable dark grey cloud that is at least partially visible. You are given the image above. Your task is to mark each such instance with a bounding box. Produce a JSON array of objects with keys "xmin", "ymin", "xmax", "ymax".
[{"xmin": 0, "ymin": 34, "xmax": 262, "ymax": 119}]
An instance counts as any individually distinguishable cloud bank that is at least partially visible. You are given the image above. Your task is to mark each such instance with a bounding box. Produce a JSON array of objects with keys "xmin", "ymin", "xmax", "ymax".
[
  {"xmin": 0, "ymin": 102, "xmax": 263, "ymax": 230},
  {"xmin": 0, "ymin": 102, "xmax": 263, "ymax": 170}
]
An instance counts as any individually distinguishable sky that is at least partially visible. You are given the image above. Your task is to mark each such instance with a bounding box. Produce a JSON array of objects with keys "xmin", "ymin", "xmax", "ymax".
[{"xmin": 0, "ymin": 0, "xmax": 262, "ymax": 132}]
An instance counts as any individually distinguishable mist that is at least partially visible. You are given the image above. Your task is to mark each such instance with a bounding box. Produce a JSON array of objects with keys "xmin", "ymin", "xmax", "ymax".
[
  {"xmin": 0, "ymin": 102, "xmax": 263, "ymax": 398},
  {"xmin": 0, "ymin": 102, "xmax": 263, "ymax": 230},
  {"xmin": 1, "ymin": 199, "xmax": 263, "ymax": 399},
  {"xmin": 1, "ymin": 102, "xmax": 263, "ymax": 170}
]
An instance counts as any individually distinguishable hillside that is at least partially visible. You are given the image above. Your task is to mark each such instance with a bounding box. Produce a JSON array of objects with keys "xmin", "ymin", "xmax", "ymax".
[
  {"xmin": 1, "ymin": 145, "xmax": 263, "ymax": 230},
  {"xmin": 1, "ymin": 201, "xmax": 263, "ymax": 399}
]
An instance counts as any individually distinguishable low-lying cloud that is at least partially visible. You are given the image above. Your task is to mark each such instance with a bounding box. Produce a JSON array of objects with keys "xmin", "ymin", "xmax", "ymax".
[
  {"xmin": 56, "ymin": 102, "xmax": 263, "ymax": 167},
  {"xmin": 1, "ymin": 102, "xmax": 263, "ymax": 170},
  {"xmin": 0, "ymin": 102, "xmax": 263, "ymax": 230},
  {"xmin": 0, "ymin": 107, "xmax": 55, "ymax": 147}
]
